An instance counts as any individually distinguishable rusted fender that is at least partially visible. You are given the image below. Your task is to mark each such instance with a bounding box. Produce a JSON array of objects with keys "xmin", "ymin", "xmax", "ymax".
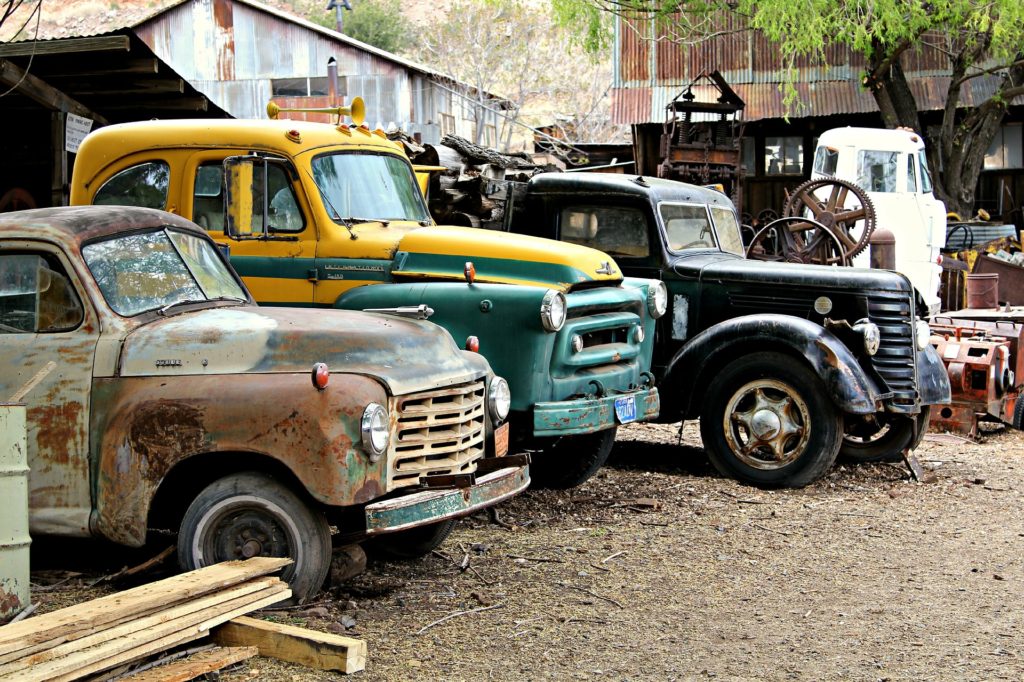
[
  {"xmin": 90, "ymin": 373, "xmax": 390, "ymax": 547},
  {"xmin": 917, "ymin": 342, "xmax": 952, "ymax": 406},
  {"xmin": 662, "ymin": 313, "xmax": 882, "ymax": 419}
]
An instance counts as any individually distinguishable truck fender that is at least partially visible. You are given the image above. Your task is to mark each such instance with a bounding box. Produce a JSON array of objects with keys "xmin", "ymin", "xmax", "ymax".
[{"xmin": 661, "ymin": 314, "xmax": 882, "ymax": 419}]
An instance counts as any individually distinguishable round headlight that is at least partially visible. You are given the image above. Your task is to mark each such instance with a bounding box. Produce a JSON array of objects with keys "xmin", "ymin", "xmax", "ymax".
[
  {"xmin": 853, "ymin": 319, "xmax": 880, "ymax": 356},
  {"xmin": 488, "ymin": 377, "xmax": 511, "ymax": 422},
  {"xmin": 571, "ymin": 334, "xmax": 584, "ymax": 353},
  {"xmin": 915, "ymin": 320, "xmax": 930, "ymax": 351},
  {"xmin": 540, "ymin": 290, "xmax": 567, "ymax": 332},
  {"xmin": 648, "ymin": 281, "xmax": 668, "ymax": 319},
  {"xmin": 361, "ymin": 403, "xmax": 389, "ymax": 461}
]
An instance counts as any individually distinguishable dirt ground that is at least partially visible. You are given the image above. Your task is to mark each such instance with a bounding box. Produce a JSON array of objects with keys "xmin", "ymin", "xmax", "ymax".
[{"xmin": 24, "ymin": 422, "xmax": 1024, "ymax": 681}]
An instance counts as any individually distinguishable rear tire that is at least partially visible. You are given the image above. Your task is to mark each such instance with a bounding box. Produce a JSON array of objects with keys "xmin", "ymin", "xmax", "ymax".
[
  {"xmin": 368, "ymin": 519, "xmax": 457, "ymax": 560},
  {"xmin": 529, "ymin": 427, "xmax": 618, "ymax": 489},
  {"xmin": 700, "ymin": 352, "xmax": 842, "ymax": 487},
  {"xmin": 841, "ymin": 407, "xmax": 931, "ymax": 463},
  {"xmin": 177, "ymin": 472, "xmax": 331, "ymax": 603}
]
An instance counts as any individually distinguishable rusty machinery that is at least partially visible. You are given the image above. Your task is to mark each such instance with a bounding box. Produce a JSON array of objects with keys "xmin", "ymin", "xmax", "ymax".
[
  {"xmin": 929, "ymin": 316, "xmax": 1024, "ymax": 437},
  {"xmin": 659, "ymin": 70, "xmax": 745, "ymax": 208},
  {"xmin": 746, "ymin": 178, "xmax": 878, "ymax": 266}
]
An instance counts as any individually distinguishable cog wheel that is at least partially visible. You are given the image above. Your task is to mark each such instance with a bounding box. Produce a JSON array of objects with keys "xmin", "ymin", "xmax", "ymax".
[{"xmin": 783, "ymin": 178, "xmax": 875, "ymax": 259}]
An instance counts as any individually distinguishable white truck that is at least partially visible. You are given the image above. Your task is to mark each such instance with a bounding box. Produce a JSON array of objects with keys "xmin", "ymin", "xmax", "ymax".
[{"xmin": 811, "ymin": 127, "xmax": 947, "ymax": 316}]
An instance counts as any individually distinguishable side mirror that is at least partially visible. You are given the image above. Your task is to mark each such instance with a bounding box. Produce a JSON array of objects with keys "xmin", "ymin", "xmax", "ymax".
[{"xmin": 223, "ymin": 156, "xmax": 258, "ymax": 239}]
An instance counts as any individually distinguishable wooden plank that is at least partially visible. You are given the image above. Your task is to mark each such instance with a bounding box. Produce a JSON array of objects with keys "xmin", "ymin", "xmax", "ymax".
[
  {"xmin": 0, "ymin": 558, "xmax": 290, "ymax": 657},
  {"xmin": 0, "ymin": 36, "xmax": 130, "ymax": 57},
  {"xmin": 213, "ymin": 616, "xmax": 366, "ymax": 675},
  {"xmin": 122, "ymin": 646, "xmax": 259, "ymax": 682},
  {"xmin": 20, "ymin": 588, "xmax": 288, "ymax": 682},
  {"xmin": 0, "ymin": 579, "xmax": 284, "ymax": 676},
  {"xmin": 39, "ymin": 59, "xmax": 160, "ymax": 78}
]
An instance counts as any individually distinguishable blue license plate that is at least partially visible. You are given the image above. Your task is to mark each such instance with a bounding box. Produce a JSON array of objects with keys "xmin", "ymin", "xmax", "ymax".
[{"xmin": 614, "ymin": 395, "xmax": 637, "ymax": 424}]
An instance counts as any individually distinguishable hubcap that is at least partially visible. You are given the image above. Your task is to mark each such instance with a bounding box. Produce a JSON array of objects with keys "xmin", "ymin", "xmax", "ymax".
[{"xmin": 723, "ymin": 379, "xmax": 812, "ymax": 470}]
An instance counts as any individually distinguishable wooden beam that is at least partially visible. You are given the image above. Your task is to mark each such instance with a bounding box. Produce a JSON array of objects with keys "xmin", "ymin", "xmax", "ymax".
[
  {"xmin": 0, "ymin": 59, "xmax": 107, "ymax": 125},
  {"xmin": 98, "ymin": 96, "xmax": 210, "ymax": 112},
  {"xmin": 213, "ymin": 616, "xmax": 366, "ymax": 674},
  {"xmin": 40, "ymin": 59, "xmax": 160, "ymax": 78},
  {"xmin": 122, "ymin": 646, "xmax": 259, "ymax": 682},
  {"xmin": 0, "ymin": 36, "xmax": 130, "ymax": 57},
  {"xmin": 70, "ymin": 79, "xmax": 186, "ymax": 96}
]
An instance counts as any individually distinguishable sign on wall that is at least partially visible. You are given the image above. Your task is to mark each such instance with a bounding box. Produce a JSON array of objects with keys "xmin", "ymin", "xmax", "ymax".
[{"xmin": 65, "ymin": 114, "xmax": 94, "ymax": 153}]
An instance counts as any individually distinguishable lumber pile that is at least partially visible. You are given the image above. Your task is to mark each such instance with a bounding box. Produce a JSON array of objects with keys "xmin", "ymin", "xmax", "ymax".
[{"xmin": 0, "ymin": 558, "xmax": 291, "ymax": 682}]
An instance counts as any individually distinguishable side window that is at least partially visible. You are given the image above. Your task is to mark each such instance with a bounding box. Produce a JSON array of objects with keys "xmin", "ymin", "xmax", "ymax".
[
  {"xmin": 813, "ymin": 146, "xmax": 839, "ymax": 175},
  {"xmin": 94, "ymin": 161, "xmax": 169, "ymax": 209},
  {"xmin": 907, "ymin": 154, "xmax": 918, "ymax": 193},
  {"xmin": 559, "ymin": 206, "xmax": 650, "ymax": 259},
  {"xmin": 193, "ymin": 160, "xmax": 304, "ymax": 234},
  {"xmin": 0, "ymin": 253, "xmax": 83, "ymax": 333}
]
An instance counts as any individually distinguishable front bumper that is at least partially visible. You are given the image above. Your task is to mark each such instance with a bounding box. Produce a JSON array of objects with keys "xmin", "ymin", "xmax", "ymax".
[
  {"xmin": 363, "ymin": 463, "xmax": 529, "ymax": 534},
  {"xmin": 533, "ymin": 386, "xmax": 660, "ymax": 437}
]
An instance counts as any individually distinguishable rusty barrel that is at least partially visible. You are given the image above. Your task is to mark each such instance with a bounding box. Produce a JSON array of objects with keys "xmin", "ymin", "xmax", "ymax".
[
  {"xmin": 0, "ymin": 402, "xmax": 31, "ymax": 619},
  {"xmin": 966, "ymin": 273, "xmax": 999, "ymax": 309}
]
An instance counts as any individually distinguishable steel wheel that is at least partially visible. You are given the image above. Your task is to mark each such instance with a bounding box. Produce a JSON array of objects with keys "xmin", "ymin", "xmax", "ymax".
[
  {"xmin": 841, "ymin": 407, "xmax": 931, "ymax": 463},
  {"xmin": 178, "ymin": 472, "xmax": 332, "ymax": 603},
  {"xmin": 746, "ymin": 216, "xmax": 850, "ymax": 266},
  {"xmin": 783, "ymin": 177, "xmax": 876, "ymax": 259},
  {"xmin": 723, "ymin": 378, "xmax": 812, "ymax": 470},
  {"xmin": 700, "ymin": 352, "xmax": 842, "ymax": 487}
]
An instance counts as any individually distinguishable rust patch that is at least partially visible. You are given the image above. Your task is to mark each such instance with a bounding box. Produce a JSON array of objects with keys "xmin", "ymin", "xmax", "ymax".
[
  {"xmin": 0, "ymin": 587, "xmax": 21, "ymax": 616},
  {"xmin": 353, "ymin": 478, "xmax": 384, "ymax": 505},
  {"xmin": 126, "ymin": 400, "xmax": 207, "ymax": 478},
  {"xmin": 29, "ymin": 402, "xmax": 83, "ymax": 466}
]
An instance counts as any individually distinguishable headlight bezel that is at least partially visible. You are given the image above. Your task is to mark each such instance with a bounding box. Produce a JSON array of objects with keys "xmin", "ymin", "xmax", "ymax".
[
  {"xmin": 360, "ymin": 402, "xmax": 389, "ymax": 461},
  {"xmin": 647, "ymin": 281, "xmax": 668, "ymax": 319},
  {"xmin": 852, "ymin": 318, "xmax": 881, "ymax": 356},
  {"xmin": 487, "ymin": 376, "xmax": 511, "ymax": 423},
  {"xmin": 540, "ymin": 290, "xmax": 567, "ymax": 332}
]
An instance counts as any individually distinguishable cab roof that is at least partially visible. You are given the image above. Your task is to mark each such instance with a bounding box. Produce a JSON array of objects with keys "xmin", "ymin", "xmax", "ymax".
[
  {"xmin": 0, "ymin": 205, "xmax": 206, "ymax": 247},
  {"xmin": 525, "ymin": 173, "xmax": 737, "ymax": 210},
  {"xmin": 816, "ymin": 127, "xmax": 926, "ymax": 153}
]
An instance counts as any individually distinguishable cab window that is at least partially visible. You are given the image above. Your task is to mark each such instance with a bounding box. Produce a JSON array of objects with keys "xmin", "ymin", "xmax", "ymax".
[
  {"xmin": 193, "ymin": 160, "xmax": 305, "ymax": 234},
  {"xmin": 94, "ymin": 161, "xmax": 170, "ymax": 209},
  {"xmin": 710, "ymin": 206, "xmax": 745, "ymax": 256},
  {"xmin": 813, "ymin": 146, "xmax": 839, "ymax": 176},
  {"xmin": 0, "ymin": 253, "xmax": 83, "ymax": 333},
  {"xmin": 856, "ymin": 150, "xmax": 898, "ymax": 193},
  {"xmin": 659, "ymin": 203, "xmax": 715, "ymax": 251},
  {"xmin": 558, "ymin": 205, "xmax": 650, "ymax": 259},
  {"xmin": 907, "ymin": 154, "xmax": 918, "ymax": 193}
]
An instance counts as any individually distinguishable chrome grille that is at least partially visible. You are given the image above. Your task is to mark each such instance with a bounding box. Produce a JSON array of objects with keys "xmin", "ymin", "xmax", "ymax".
[
  {"xmin": 867, "ymin": 292, "xmax": 917, "ymax": 401},
  {"xmin": 387, "ymin": 379, "xmax": 486, "ymax": 490}
]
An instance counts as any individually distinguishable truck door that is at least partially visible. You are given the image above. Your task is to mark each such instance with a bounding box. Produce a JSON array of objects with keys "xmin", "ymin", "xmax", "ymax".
[
  {"xmin": 0, "ymin": 246, "xmax": 98, "ymax": 536},
  {"xmin": 188, "ymin": 153, "xmax": 318, "ymax": 306}
]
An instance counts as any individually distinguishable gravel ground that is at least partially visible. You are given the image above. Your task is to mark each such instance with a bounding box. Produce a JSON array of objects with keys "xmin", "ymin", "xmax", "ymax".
[{"xmin": 22, "ymin": 421, "xmax": 1024, "ymax": 681}]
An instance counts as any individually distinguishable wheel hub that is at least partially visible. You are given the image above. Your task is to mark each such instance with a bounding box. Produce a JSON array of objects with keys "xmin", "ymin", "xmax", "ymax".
[
  {"xmin": 750, "ymin": 409, "xmax": 782, "ymax": 439},
  {"xmin": 208, "ymin": 511, "xmax": 288, "ymax": 562}
]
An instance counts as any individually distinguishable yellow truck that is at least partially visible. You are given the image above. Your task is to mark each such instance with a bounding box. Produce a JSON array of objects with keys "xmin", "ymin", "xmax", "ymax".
[{"xmin": 71, "ymin": 108, "xmax": 666, "ymax": 488}]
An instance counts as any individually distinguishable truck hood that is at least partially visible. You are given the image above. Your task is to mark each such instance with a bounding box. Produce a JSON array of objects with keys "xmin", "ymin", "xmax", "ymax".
[
  {"xmin": 119, "ymin": 306, "xmax": 489, "ymax": 396},
  {"xmin": 676, "ymin": 252, "xmax": 914, "ymax": 293},
  {"xmin": 393, "ymin": 225, "xmax": 622, "ymax": 292}
]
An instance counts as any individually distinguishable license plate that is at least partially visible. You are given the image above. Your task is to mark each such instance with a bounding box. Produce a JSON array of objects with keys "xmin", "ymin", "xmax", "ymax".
[
  {"xmin": 494, "ymin": 422, "xmax": 510, "ymax": 457},
  {"xmin": 614, "ymin": 395, "xmax": 637, "ymax": 424}
]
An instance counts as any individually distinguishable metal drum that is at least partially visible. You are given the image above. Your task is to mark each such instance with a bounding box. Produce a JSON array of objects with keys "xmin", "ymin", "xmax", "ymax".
[{"xmin": 0, "ymin": 402, "xmax": 30, "ymax": 620}]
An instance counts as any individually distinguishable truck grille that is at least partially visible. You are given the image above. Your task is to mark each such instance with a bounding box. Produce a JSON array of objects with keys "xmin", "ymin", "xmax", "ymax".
[
  {"xmin": 867, "ymin": 292, "xmax": 918, "ymax": 402},
  {"xmin": 387, "ymin": 379, "xmax": 486, "ymax": 490}
]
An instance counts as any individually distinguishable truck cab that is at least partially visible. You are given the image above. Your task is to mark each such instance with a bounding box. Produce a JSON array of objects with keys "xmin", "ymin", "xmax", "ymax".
[
  {"xmin": 811, "ymin": 127, "xmax": 947, "ymax": 316},
  {"xmin": 71, "ymin": 118, "xmax": 666, "ymax": 489},
  {"xmin": 510, "ymin": 173, "xmax": 950, "ymax": 487},
  {"xmin": 0, "ymin": 206, "xmax": 527, "ymax": 601}
]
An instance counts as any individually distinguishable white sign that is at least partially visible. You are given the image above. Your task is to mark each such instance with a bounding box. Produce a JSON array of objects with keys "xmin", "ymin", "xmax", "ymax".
[{"xmin": 65, "ymin": 114, "xmax": 94, "ymax": 153}]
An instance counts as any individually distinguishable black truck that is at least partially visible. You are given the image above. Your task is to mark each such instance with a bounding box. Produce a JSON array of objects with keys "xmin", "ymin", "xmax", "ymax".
[{"xmin": 503, "ymin": 173, "xmax": 950, "ymax": 487}]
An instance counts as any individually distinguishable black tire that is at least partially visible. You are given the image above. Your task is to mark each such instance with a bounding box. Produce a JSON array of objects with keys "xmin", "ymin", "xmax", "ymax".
[
  {"xmin": 841, "ymin": 406, "xmax": 932, "ymax": 463},
  {"xmin": 699, "ymin": 352, "xmax": 842, "ymax": 487},
  {"xmin": 1013, "ymin": 398, "xmax": 1024, "ymax": 430},
  {"xmin": 177, "ymin": 472, "xmax": 331, "ymax": 603},
  {"xmin": 529, "ymin": 427, "xmax": 618, "ymax": 489},
  {"xmin": 368, "ymin": 519, "xmax": 457, "ymax": 560}
]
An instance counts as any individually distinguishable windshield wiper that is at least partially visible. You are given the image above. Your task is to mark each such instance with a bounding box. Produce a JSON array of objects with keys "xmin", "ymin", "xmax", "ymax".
[
  {"xmin": 339, "ymin": 217, "xmax": 391, "ymax": 227},
  {"xmin": 157, "ymin": 296, "xmax": 246, "ymax": 316}
]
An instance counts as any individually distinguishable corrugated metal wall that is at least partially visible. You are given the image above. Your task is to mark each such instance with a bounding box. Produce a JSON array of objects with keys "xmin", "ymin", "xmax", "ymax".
[
  {"xmin": 134, "ymin": 0, "xmax": 490, "ymax": 142},
  {"xmin": 612, "ymin": 12, "xmax": 1000, "ymax": 125}
]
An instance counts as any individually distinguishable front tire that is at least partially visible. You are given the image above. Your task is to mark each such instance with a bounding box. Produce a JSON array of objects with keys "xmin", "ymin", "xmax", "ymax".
[
  {"xmin": 700, "ymin": 352, "xmax": 842, "ymax": 487},
  {"xmin": 368, "ymin": 519, "xmax": 457, "ymax": 560},
  {"xmin": 529, "ymin": 427, "xmax": 618, "ymax": 489},
  {"xmin": 177, "ymin": 472, "xmax": 332, "ymax": 603},
  {"xmin": 841, "ymin": 407, "xmax": 932, "ymax": 463}
]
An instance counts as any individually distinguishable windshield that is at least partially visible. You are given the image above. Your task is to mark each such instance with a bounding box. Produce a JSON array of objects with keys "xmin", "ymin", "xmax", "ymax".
[
  {"xmin": 857, "ymin": 150, "xmax": 899, "ymax": 193},
  {"xmin": 310, "ymin": 152, "xmax": 430, "ymax": 223},
  {"xmin": 82, "ymin": 229, "xmax": 246, "ymax": 317},
  {"xmin": 659, "ymin": 203, "xmax": 717, "ymax": 252}
]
